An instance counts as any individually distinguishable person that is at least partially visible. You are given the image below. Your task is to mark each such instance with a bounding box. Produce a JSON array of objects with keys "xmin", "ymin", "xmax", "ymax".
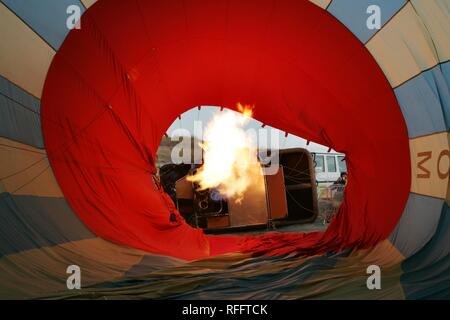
[
  {"xmin": 334, "ymin": 172, "xmax": 347, "ymax": 186},
  {"xmin": 322, "ymin": 172, "xmax": 347, "ymax": 223}
]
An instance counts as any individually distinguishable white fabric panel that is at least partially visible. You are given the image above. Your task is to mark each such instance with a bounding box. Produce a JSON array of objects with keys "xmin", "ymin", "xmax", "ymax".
[
  {"xmin": 309, "ymin": 0, "xmax": 332, "ymax": 9},
  {"xmin": 81, "ymin": 0, "xmax": 97, "ymax": 9},
  {"xmin": 410, "ymin": 0, "xmax": 450, "ymax": 63},
  {"xmin": 0, "ymin": 3, "xmax": 54, "ymax": 98},
  {"xmin": 366, "ymin": 2, "xmax": 440, "ymax": 87}
]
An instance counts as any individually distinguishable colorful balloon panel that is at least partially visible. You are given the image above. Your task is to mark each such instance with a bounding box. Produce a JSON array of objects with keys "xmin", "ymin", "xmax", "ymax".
[
  {"xmin": 328, "ymin": 0, "xmax": 407, "ymax": 43},
  {"xmin": 366, "ymin": 2, "xmax": 443, "ymax": 88},
  {"xmin": 0, "ymin": 3, "xmax": 54, "ymax": 98},
  {"xmin": 1, "ymin": 0, "xmax": 86, "ymax": 50}
]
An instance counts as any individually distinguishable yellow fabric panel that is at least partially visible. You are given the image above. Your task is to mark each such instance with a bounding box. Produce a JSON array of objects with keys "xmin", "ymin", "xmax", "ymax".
[
  {"xmin": 81, "ymin": 0, "xmax": 97, "ymax": 9},
  {"xmin": 366, "ymin": 2, "xmax": 439, "ymax": 88},
  {"xmin": 308, "ymin": 0, "xmax": 331, "ymax": 9},
  {"xmin": 447, "ymin": 133, "xmax": 450, "ymax": 206},
  {"xmin": 410, "ymin": 0, "xmax": 450, "ymax": 63},
  {"xmin": 0, "ymin": 238, "xmax": 147, "ymax": 299},
  {"xmin": 346, "ymin": 239, "xmax": 405, "ymax": 266},
  {"xmin": 0, "ymin": 137, "xmax": 63, "ymax": 197},
  {"xmin": 409, "ymin": 132, "xmax": 450, "ymax": 199},
  {"xmin": 0, "ymin": 3, "xmax": 55, "ymax": 98}
]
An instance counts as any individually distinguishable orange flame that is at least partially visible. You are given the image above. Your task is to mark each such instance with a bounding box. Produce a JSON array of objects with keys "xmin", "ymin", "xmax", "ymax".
[
  {"xmin": 237, "ymin": 103, "xmax": 254, "ymax": 118},
  {"xmin": 187, "ymin": 103, "xmax": 262, "ymax": 203}
]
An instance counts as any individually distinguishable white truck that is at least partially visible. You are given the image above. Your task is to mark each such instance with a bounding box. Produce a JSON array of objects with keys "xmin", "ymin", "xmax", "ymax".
[{"xmin": 311, "ymin": 152, "xmax": 347, "ymax": 186}]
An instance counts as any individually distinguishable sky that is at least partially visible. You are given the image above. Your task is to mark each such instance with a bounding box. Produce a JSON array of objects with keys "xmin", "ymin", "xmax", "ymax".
[{"xmin": 166, "ymin": 106, "xmax": 340, "ymax": 154}]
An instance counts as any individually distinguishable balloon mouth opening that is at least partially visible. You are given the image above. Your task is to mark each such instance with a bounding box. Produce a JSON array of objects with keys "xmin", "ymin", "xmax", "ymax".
[{"xmin": 157, "ymin": 106, "xmax": 347, "ymax": 236}]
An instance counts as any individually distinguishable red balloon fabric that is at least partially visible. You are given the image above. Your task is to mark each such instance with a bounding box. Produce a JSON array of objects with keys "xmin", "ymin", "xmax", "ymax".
[{"xmin": 41, "ymin": 0, "xmax": 410, "ymax": 261}]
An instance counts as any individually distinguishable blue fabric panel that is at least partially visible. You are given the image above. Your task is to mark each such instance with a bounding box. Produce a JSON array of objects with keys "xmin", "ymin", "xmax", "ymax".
[
  {"xmin": 124, "ymin": 254, "xmax": 186, "ymax": 277},
  {"xmin": 0, "ymin": 193, "xmax": 95, "ymax": 257},
  {"xmin": 389, "ymin": 193, "xmax": 444, "ymax": 258},
  {"xmin": 395, "ymin": 63, "xmax": 449, "ymax": 138},
  {"xmin": 439, "ymin": 61, "xmax": 450, "ymax": 130},
  {"xmin": 401, "ymin": 204, "xmax": 450, "ymax": 299},
  {"xmin": 327, "ymin": 0, "xmax": 406, "ymax": 43},
  {"xmin": 144, "ymin": 252, "xmax": 346, "ymax": 299},
  {"xmin": 0, "ymin": 75, "xmax": 43, "ymax": 148},
  {"xmin": 1, "ymin": 0, "xmax": 85, "ymax": 50}
]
